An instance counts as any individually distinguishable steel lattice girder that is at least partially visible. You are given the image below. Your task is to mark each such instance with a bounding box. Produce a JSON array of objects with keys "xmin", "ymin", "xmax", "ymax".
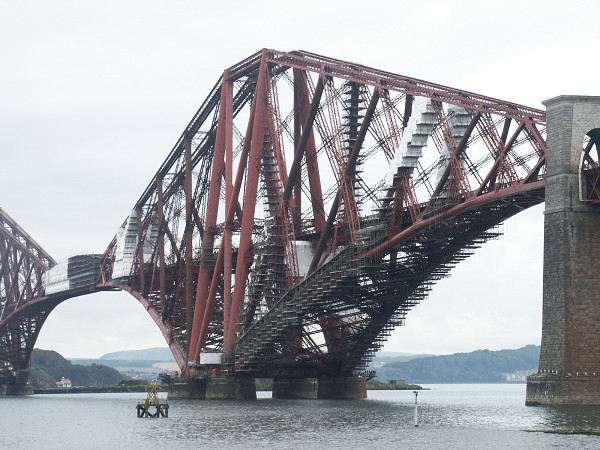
[
  {"xmin": 97, "ymin": 49, "xmax": 547, "ymax": 376},
  {"xmin": 0, "ymin": 208, "xmax": 56, "ymax": 377},
  {"xmin": 0, "ymin": 300, "xmax": 60, "ymax": 378}
]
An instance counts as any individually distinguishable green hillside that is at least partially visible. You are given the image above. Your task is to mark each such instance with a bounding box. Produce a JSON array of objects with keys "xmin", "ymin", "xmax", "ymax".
[
  {"xmin": 30, "ymin": 345, "xmax": 539, "ymax": 387},
  {"xmin": 374, "ymin": 345, "xmax": 540, "ymax": 383},
  {"xmin": 31, "ymin": 349, "xmax": 127, "ymax": 388}
]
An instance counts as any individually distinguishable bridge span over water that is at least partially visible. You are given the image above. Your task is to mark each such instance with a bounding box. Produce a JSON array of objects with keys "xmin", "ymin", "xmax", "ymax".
[{"xmin": 1, "ymin": 49, "xmax": 599, "ymax": 403}]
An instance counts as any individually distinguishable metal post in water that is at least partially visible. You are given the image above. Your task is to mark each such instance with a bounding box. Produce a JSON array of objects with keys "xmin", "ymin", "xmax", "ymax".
[{"xmin": 413, "ymin": 391, "xmax": 419, "ymax": 427}]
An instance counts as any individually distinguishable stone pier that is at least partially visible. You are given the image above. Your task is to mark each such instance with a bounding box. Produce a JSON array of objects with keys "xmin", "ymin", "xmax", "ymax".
[
  {"xmin": 168, "ymin": 380, "xmax": 207, "ymax": 399},
  {"xmin": 0, "ymin": 369, "xmax": 33, "ymax": 397},
  {"xmin": 271, "ymin": 377, "xmax": 368, "ymax": 399},
  {"xmin": 272, "ymin": 378, "xmax": 318, "ymax": 399},
  {"xmin": 0, "ymin": 384, "xmax": 33, "ymax": 396},
  {"xmin": 205, "ymin": 377, "xmax": 257, "ymax": 400},
  {"xmin": 168, "ymin": 377, "xmax": 257, "ymax": 400},
  {"xmin": 317, "ymin": 377, "xmax": 367, "ymax": 399},
  {"xmin": 526, "ymin": 96, "xmax": 600, "ymax": 405},
  {"xmin": 167, "ymin": 376, "xmax": 367, "ymax": 400}
]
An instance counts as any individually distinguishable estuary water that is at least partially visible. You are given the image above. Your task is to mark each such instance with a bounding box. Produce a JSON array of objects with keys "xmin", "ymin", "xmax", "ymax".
[{"xmin": 2, "ymin": 384, "xmax": 600, "ymax": 449}]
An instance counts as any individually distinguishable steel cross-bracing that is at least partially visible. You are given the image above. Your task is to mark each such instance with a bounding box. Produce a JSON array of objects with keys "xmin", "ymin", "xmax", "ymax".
[
  {"xmin": 582, "ymin": 130, "xmax": 600, "ymax": 203},
  {"xmin": 0, "ymin": 49, "xmax": 548, "ymax": 382},
  {"xmin": 0, "ymin": 209, "xmax": 56, "ymax": 382},
  {"xmin": 92, "ymin": 49, "xmax": 547, "ymax": 379}
]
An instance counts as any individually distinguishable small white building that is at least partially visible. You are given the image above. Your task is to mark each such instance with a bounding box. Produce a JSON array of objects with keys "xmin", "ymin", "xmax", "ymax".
[{"xmin": 56, "ymin": 377, "xmax": 72, "ymax": 388}]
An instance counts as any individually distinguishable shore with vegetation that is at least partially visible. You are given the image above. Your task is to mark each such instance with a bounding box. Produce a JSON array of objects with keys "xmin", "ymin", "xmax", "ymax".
[
  {"xmin": 34, "ymin": 377, "xmax": 421, "ymax": 394},
  {"xmin": 34, "ymin": 384, "xmax": 149, "ymax": 394},
  {"xmin": 30, "ymin": 344, "xmax": 540, "ymax": 393}
]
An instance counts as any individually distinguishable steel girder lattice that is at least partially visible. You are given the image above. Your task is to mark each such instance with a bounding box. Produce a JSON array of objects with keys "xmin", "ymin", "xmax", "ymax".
[
  {"xmin": 97, "ymin": 49, "xmax": 547, "ymax": 378},
  {"xmin": 581, "ymin": 131, "xmax": 600, "ymax": 203},
  {"xmin": 0, "ymin": 208, "xmax": 56, "ymax": 382}
]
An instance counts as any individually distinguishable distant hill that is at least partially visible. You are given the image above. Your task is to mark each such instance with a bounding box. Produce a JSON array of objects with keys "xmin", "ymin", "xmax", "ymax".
[
  {"xmin": 100, "ymin": 347, "xmax": 175, "ymax": 361},
  {"xmin": 69, "ymin": 348, "xmax": 178, "ymax": 381},
  {"xmin": 370, "ymin": 352, "xmax": 434, "ymax": 367},
  {"xmin": 31, "ymin": 349, "xmax": 126, "ymax": 388},
  {"xmin": 373, "ymin": 345, "xmax": 540, "ymax": 383},
  {"xmin": 35, "ymin": 346, "xmax": 539, "ymax": 386}
]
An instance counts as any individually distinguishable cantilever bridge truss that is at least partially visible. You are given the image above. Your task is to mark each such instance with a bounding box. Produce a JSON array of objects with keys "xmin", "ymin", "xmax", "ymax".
[
  {"xmin": 2, "ymin": 49, "xmax": 549, "ymax": 381},
  {"xmin": 0, "ymin": 209, "xmax": 56, "ymax": 382}
]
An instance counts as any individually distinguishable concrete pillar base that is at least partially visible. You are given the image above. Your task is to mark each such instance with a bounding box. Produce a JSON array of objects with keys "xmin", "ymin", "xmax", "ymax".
[
  {"xmin": 526, "ymin": 373, "xmax": 600, "ymax": 405},
  {"xmin": 0, "ymin": 384, "xmax": 33, "ymax": 396},
  {"xmin": 167, "ymin": 381, "xmax": 207, "ymax": 400},
  {"xmin": 205, "ymin": 377, "xmax": 256, "ymax": 400},
  {"xmin": 272, "ymin": 378, "xmax": 318, "ymax": 399},
  {"xmin": 317, "ymin": 377, "xmax": 367, "ymax": 399}
]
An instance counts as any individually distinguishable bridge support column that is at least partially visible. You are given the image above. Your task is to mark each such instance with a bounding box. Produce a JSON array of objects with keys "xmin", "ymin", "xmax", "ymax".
[
  {"xmin": 0, "ymin": 370, "xmax": 33, "ymax": 397},
  {"xmin": 317, "ymin": 377, "xmax": 367, "ymax": 399},
  {"xmin": 526, "ymin": 96, "xmax": 600, "ymax": 405},
  {"xmin": 205, "ymin": 377, "xmax": 257, "ymax": 400},
  {"xmin": 2, "ymin": 385, "xmax": 33, "ymax": 396},
  {"xmin": 168, "ymin": 381, "xmax": 207, "ymax": 400},
  {"xmin": 272, "ymin": 378, "xmax": 318, "ymax": 399}
]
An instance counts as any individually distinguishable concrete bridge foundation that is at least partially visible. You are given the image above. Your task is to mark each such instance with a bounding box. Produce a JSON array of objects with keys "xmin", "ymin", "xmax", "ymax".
[
  {"xmin": 0, "ymin": 369, "xmax": 33, "ymax": 397},
  {"xmin": 168, "ymin": 377, "xmax": 257, "ymax": 400},
  {"xmin": 317, "ymin": 377, "xmax": 367, "ymax": 399},
  {"xmin": 526, "ymin": 96, "xmax": 600, "ymax": 405},
  {"xmin": 272, "ymin": 378, "xmax": 318, "ymax": 399},
  {"xmin": 168, "ymin": 380, "xmax": 207, "ymax": 400},
  {"xmin": 0, "ymin": 384, "xmax": 33, "ymax": 397},
  {"xmin": 168, "ymin": 376, "xmax": 367, "ymax": 400},
  {"xmin": 273, "ymin": 377, "xmax": 367, "ymax": 399},
  {"xmin": 205, "ymin": 377, "xmax": 257, "ymax": 400}
]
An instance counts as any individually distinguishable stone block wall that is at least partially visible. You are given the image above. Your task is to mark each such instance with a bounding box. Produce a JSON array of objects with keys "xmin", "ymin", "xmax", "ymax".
[{"xmin": 527, "ymin": 96, "xmax": 600, "ymax": 404}]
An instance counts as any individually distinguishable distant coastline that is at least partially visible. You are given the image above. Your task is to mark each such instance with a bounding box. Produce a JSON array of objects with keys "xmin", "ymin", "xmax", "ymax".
[
  {"xmin": 34, "ymin": 385, "xmax": 148, "ymax": 394},
  {"xmin": 34, "ymin": 379, "xmax": 423, "ymax": 394},
  {"xmin": 31, "ymin": 344, "xmax": 540, "ymax": 391}
]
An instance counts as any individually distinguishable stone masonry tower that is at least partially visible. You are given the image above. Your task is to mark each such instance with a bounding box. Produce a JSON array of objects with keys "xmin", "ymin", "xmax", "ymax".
[{"xmin": 526, "ymin": 96, "xmax": 600, "ymax": 405}]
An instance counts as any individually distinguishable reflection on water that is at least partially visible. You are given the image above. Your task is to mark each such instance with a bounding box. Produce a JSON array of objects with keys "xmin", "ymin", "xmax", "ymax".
[
  {"xmin": 539, "ymin": 405, "xmax": 600, "ymax": 431},
  {"xmin": 2, "ymin": 384, "xmax": 600, "ymax": 449}
]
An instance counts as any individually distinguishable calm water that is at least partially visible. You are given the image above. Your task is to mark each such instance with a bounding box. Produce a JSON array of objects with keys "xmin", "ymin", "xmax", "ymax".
[{"xmin": 2, "ymin": 384, "xmax": 600, "ymax": 449}]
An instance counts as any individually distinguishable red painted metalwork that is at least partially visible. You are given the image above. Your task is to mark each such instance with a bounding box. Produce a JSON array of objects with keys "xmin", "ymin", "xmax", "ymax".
[
  {"xmin": 1, "ymin": 49, "xmax": 552, "ymax": 382},
  {"xmin": 118, "ymin": 285, "xmax": 186, "ymax": 369},
  {"xmin": 223, "ymin": 73, "xmax": 234, "ymax": 353},
  {"xmin": 582, "ymin": 133, "xmax": 600, "ymax": 203},
  {"xmin": 0, "ymin": 209, "xmax": 56, "ymax": 381},
  {"xmin": 227, "ymin": 51, "xmax": 270, "ymax": 352},
  {"xmin": 92, "ymin": 48, "xmax": 548, "ymax": 378},
  {"xmin": 187, "ymin": 77, "xmax": 230, "ymax": 360}
]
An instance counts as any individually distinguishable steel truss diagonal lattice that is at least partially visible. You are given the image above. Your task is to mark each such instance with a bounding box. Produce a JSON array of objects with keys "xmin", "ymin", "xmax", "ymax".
[
  {"xmin": 92, "ymin": 49, "xmax": 547, "ymax": 379},
  {"xmin": 581, "ymin": 131, "xmax": 600, "ymax": 203},
  {"xmin": 0, "ymin": 209, "xmax": 56, "ymax": 382}
]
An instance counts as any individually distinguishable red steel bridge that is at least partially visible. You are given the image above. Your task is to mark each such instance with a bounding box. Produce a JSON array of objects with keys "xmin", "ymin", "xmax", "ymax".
[{"xmin": 3, "ymin": 48, "xmax": 574, "ymax": 394}]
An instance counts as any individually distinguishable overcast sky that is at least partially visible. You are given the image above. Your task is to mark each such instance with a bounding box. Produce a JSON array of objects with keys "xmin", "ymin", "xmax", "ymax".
[{"xmin": 1, "ymin": 1, "xmax": 598, "ymax": 359}]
